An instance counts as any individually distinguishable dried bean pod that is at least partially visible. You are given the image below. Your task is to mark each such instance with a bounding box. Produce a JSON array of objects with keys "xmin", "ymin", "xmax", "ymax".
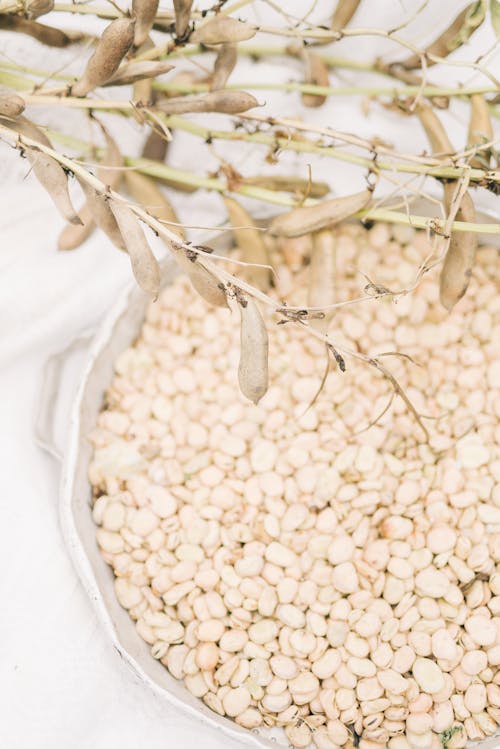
[
  {"xmin": 8, "ymin": 116, "xmax": 81, "ymax": 224},
  {"xmin": 109, "ymin": 200, "xmax": 160, "ymax": 295},
  {"xmin": 331, "ymin": 0, "xmax": 361, "ymax": 30},
  {"xmin": 58, "ymin": 203, "xmax": 95, "ymax": 251},
  {"xmin": 190, "ymin": 16, "xmax": 255, "ymax": 45},
  {"xmin": 417, "ymin": 104, "xmax": 453, "ymax": 154},
  {"xmin": 124, "ymin": 170, "xmax": 185, "ymax": 239},
  {"xmin": 132, "ymin": 0, "xmax": 159, "ymax": 47},
  {"xmin": 308, "ymin": 229, "xmax": 336, "ymax": 332},
  {"xmin": 23, "ymin": 144, "xmax": 81, "ymax": 224},
  {"xmin": 132, "ymin": 35, "xmax": 155, "ymax": 103},
  {"xmin": 244, "ymin": 175, "xmax": 329, "ymax": 198},
  {"xmin": 157, "ymin": 89, "xmax": 258, "ymax": 115},
  {"xmin": 223, "ymin": 196, "xmax": 271, "ymax": 290},
  {"xmin": 0, "ymin": 94, "xmax": 25, "ymax": 119},
  {"xmin": 174, "ymin": 250, "xmax": 228, "ymax": 308},
  {"xmin": 173, "ymin": 0, "xmax": 193, "ymax": 39},
  {"xmin": 238, "ymin": 298, "xmax": 269, "ymax": 405},
  {"xmin": 301, "ymin": 51, "xmax": 330, "ymax": 108},
  {"xmin": 106, "ymin": 60, "xmax": 173, "ymax": 87},
  {"xmin": 142, "ymin": 128, "xmax": 169, "ymax": 162},
  {"xmin": 211, "ymin": 43, "xmax": 238, "ymax": 91},
  {"xmin": 72, "ymin": 18, "xmax": 135, "ymax": 97},
  {"xmin": 79, "ymin": 180, "xmax": 125, "ymax": 251},
  {"xmin": 0, "ymin": 15, "xmax": 82, "ymax": 46},
  {"xmin": 398, "ymin": 2, "xmax": 486, "ymax": 70},
  {"xmin": 58, "ymin": 125, "xmax": 123, "ymax": 250},
  {"xmin": 269, "ymin": 189, "xmax": 372, "ymax": 238},
  {"xmin": 25, "ymin": 0, "xmax": 54, "ymax": 19},
  {"xmin": 467, "ymin": 94, "xmax": 493, "ymax": 169},
  {"xmin": 439, "ymin": 184, "xmax": 477, "ymax": 311}
]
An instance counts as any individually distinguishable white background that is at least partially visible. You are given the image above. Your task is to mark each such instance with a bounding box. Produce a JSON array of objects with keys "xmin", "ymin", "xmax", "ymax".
[{"xmin": 0, "ymin": 2, "xmax": 498, "ymax": 748}]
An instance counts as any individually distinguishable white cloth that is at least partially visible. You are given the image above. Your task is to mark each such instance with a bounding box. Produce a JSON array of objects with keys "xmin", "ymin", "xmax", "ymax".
[{"xmin": 0, "ymin": 3, "xmax": 497, "ymax": 747}]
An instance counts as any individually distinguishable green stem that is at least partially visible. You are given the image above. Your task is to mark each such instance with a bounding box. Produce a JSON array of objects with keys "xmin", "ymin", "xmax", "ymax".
[
  {"xmin": 13, "ymin": 91, "xmax": 499, "ymax": 184},
  {"xmin": 158, "ymin": 115, "xmax": 499, "ymax": 184},
  {"xmin": 43, "ymin": 129, "xmax": 500, "ymax": 234},
  {"xmin": 153, "ymin": 78, "xmax": 498, "ymax": 99}
]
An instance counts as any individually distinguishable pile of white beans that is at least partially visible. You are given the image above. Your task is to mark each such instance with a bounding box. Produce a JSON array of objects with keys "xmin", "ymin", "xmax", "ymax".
[{"xmin": 89, "ymin": 222, "xmax": 500, "ymax": 749}]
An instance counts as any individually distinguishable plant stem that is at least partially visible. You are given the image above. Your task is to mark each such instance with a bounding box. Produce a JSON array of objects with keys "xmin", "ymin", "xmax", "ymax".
[
  {"xmin": 152, "ymin": 79, "xmax": 497, "ymax": 99},
  {"xmin": 155, "ymin": 115, "xmax": 500, "ymax": 185},
  {"xmin": 16, "ymin": 92, "xmax": 498, "ymax": 185},
  {"xmin": 39, "ymin": 128, "xmax": 500, "ymax": 235}
]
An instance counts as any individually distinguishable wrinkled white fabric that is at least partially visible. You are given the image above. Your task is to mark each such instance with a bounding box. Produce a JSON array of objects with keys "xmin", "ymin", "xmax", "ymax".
[{"xmin": 0, "ymin": 2, "xmax": 497, "ymax": 747}]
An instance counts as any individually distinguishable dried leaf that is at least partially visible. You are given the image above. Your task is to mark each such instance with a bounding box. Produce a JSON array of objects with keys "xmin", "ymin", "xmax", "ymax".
[
  {"xmin": 308, "ymin": 229, "xmax": 336, "ymax": 332},
  {"xmin": 269, "ymin": 189, "xmax": 372, "ymax": 238},
  {"xmin": 211, "ymin": 43, "xmax": 238, "ymax": 91},
  {"xmin": 132, "ymin": 0, "xmax": 159, "ymax": 47},
  {"xmin": 238, "ymin": 298, "xmax": 269, "ymax": 405},
  {"xmin": 190, "ymin": 16, "xmax": 255, "ymax": 45},
  {"xmin": 72, "ymin": 18, "xmax": 135, "ymax": 97},
  {"xmin": 157, "ymin": 89, "xmax": 259, "ymax": 115},
  {"xmin": 125, "ymin": 170, "xmax": 185, "ymax": 239},
  {"xmin": 110, "ymin": 200, "xmax": 160, "ymax": 295},
  {"xmin": 439, "ymin": 185, "xmax": 477, "ymax": 311},
  {"xmin": 223, "ymin": 196, "xmax": 271, "ymax": 290}
]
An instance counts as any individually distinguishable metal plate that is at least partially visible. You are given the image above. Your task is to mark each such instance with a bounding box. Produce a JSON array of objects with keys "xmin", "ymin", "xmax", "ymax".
[{"xmin": 58, "ymin": 205, "xmax": 500, "ymax": 749}]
